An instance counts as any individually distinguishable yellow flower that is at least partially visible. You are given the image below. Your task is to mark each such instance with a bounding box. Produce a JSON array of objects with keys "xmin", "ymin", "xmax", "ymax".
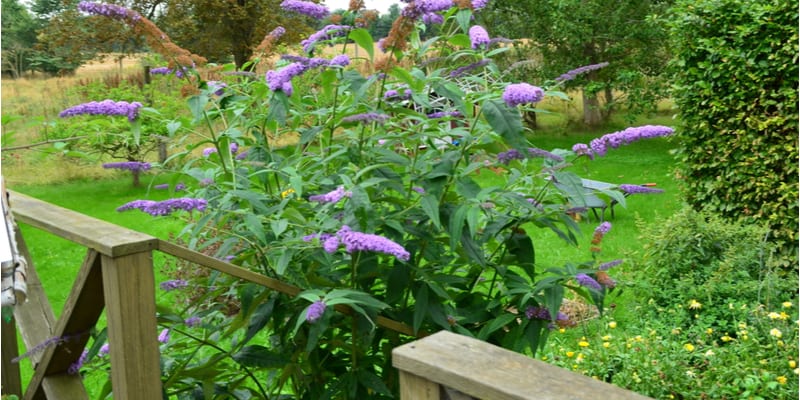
[
  {"xmin": 603, "ymin": 342, "xmax": 611, "ymax": 348},
  {"xmin": 777, "ymin": 340, "xmax": 785, "ymax": 347},
  {"xmin": 768, "ymin": 312, "xmax": 782, "ymax": 320},
  {"xmin": 578, "ymin": 341, "xmax": 590, "ymax": 348},
  {"xmin": 770, "ymin": 328, "xmax": 783, "ymax": 338},
  {"xmin": 541, "ymin": 356, "xmax": 548, "ymax": 361},
  {"xmin": 789, "ymin": 360, "xmax": 796, "ymax": 368},
  {"xmin": 721, "ymin": 335, "xmax": 733, "ymax": 342},
  {"xmin": 705, "ymin": 328, "xmax": 713, "ymax": 335},
  {"xmin": 688, "ymin": 299, "xmax": 702, "ymax": 309},
  {"xmin": 783, "ymin": 301, "xmax": 793, "ymax": 308},
  {"xmin": 777, "ymin": 376, "xmax": 787, "ymax": 385},
  {"xmin": 634, "ymin": 335, "xmax": 644, "ymax": 342},
  {"xmin": 566, "ymin": 351, "xmax": 575, "ymax": 358},
  {"xmin": 576, "ymin": 353, "xmax": 585, "ymax": 363},
  {"xmin": 683, "ymin": 343, "xmax": 695, "ymax": 352},
  {"xmin": 671, "ymin": 328, "xmax": 681, "ymax": 335},
  {"xmin": 281, "ymin": 188, "xmax": 295, "ymax": 198},
  {"xmin": 760, "ymin": 359, "xmax": 768, "ymax": 365},
  {"xmin": 780, "ymin": 311, "xmax": 789, "ymax": 320},
  {"xmin": 559, "ymin": 328, "xmax": 566, "ymax": 334},
  {"xmin": 738, "ymin": 322, "xmax": 748, "ymax": 329},
  {"xmin": 608, "ymin": 321, "xmax": 617, "ymax": 329},
  {"xmin": 602, "ymin": 335, "xmax": 612, "ymax": 341}
]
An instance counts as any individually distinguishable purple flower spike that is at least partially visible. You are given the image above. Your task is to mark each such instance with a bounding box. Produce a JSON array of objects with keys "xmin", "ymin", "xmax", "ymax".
[
  {"xmin": 117, "ymin": 198, "xmax": 208, "ymax": 216},
  {"xmin": 280, "ymin": 0, "xmax": 329, "ymax": 19},
  {"xmin": 154, "ymin": 183, "xmax": 169, "ymax": 190},
  {"xmin": 185, "ymin": 316, "xmax": 202, "ymax": 327},
  {"xmin": 158, "ymin": 328, "xmax": 170, "ymax": 344},
  {"xmin": 502, "ymin": 83, "xmax": 544, "ymax": 107},
  {"xmin": 384, "ymin": 88, "xmax": 412, "ymax": 100},
  {"xmin": 98, "ymin": 343, "xmax": 110, "ymax": 357},
  {"xmin": 270, "ymin": 26, "xmax": 286, "ymax": 39},
  {"xmin": 207, "ymin": 80, "xmax": 227, "ymax": 96},
  {"xmin": 578, "ymin": 125, "xmax": 675, "ymax": 158},
  {"xmin": 472, "ymin": 0, "xmax": 489, "ymax": 10},
  {"xmin": 67, "ymin": 349, "xmax": 89, "ymax": 375},
  {"xmin": 103, "ymin": 161, "xmax": 151, "ymax": 172},
  {"xmin": 469, "ymin": 25, "xmax": 490, "ymax": 50},
  {"xmin": 329, "ymin": 54, "xmax": 350, "ymax": 67},
  {"xmin": 203, "ymin": 147, "xmax": 218, "ymax": 157},
  {"xmin": 598, "ymin": 259, "xmax": 623, "ymax": 271},
  {"xmin": 150, "ymin": 67, "xmax": 172, "ymax": 75},
  {"xmin": 427, "ymin": 111, "xmax": 463, "ymax": 119},
  {"xmin": 336, "ymin": 225, "xmax": 411, "ymax": 261},
  {"xmin": 497, "ymin": 149, "xmax": 524, "ymax": 165},
  {"xmin": 60, "ymin": 100, "xmax": 143, "ymax": 121},
  {"xmin": 308, "ymin": 186, "xmax": 352, "ymax": 203},
  {"xmin": 301, "ymin": 24, "xmax": 349, "ymax": 53},
  {"xmin": 450, "ymin": 59, "xmax": 490, "ymax": 78},
  {"xmin": 619, "ymin": 184, "xmax": 664, "ymax": 194},
  {"xmin": 416, "ymin": 0, "xmax": 453, "ymax": 13},
  {"xmin": 527, "ymin": 147, "xmax": 564, "ymax": 162},
  {"xmin": 341, "ymin": 113, "xmax": 390, "ymax": 124},
  {"xmin": 306, "ymin": 300, "xmax": 327, "ymax": 323},
  {"xmin": 576, "ymin": 273, "xmax": 602, "ymax": 291},
  {"xmin": 160, "ymin": 279, "xmax": 189, "ymax": 291},
  {"xmin": 422, "ymin": 12, "xmax": 444, "ymax": 24},
  {"xmin": 77, "ymin": 1, "xmax": 141, "ymax": 23},
  {"xmin": 555, "ymin": 62, "xmax": 610, "ymax": 83},
  {"xmin": 594, "ymin": 221, "xmax": 612, "ymax": 236}
]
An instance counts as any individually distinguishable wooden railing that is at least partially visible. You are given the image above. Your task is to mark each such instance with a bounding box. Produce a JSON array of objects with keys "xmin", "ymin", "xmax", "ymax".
[{"xmin": 1, "ymin": 191, "xmax": 651, "ymax": 400}]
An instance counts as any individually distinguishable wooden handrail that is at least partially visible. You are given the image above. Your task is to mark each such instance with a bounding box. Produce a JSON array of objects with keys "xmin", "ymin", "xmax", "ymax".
[{"xmin": 393, "ymin": 331, "xmax": 653, "ymax": 400}]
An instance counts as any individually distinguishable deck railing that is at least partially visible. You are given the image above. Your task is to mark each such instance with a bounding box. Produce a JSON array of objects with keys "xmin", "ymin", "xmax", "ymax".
[{"xmin": 1, "ymin": 191, "xmax": 651, "ymax": 400}]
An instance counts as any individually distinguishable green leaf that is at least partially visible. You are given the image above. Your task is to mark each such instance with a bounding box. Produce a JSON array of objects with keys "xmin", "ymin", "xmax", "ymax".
[
  {"xmin": 448, "ymin": 204, "xmax": 468, "ymax": 250},
  {"xmin": 413, "ymin": 284, "xmax": 429, "ymax": 334},
  {"xmin": 421, "ymin": 195, "xmax": 442, "ymax": 229},
  {"xmin": 455, "ymin": 9, "xmax": 473, "ymax": 34},
  {"xmin": 482, "ymin": 99, "xmax": 526, "ymax": 149},
  {"xmin": 477, "ymin": 312, "xmax": 517, "ymax": 340},
  {"xmin": 243, "ymin": 295, "xmax": 277, "ymax": 345},
  {"xmin": 267, "ymin": 92, "xmax": 289, "ymax": 126},
  {"xmin": 188, "ymin": 94, "xmax": 209, "ymax": 122},
  {"xmin": 508, "ymin": 229, "xmax": 536, "ymax": 281},
  {"xmin": 349, "ymin": 28, "xmax": 374, "ymax": 61},
  {"xmin": 232, "ymin": 345, "xmax": 287, "ymax": 368},
  {"xmin": 447, "ymin": 33, "xmax": 471, "ymax": 49}
]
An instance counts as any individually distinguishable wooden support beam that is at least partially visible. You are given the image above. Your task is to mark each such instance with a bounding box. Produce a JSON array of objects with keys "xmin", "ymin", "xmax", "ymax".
[
  {"xmin": 393, "ymin": 330, "xmax": 653, "ymax": 400},
  {"xmin": 399, "ymin": 370, "xmax": 440, "ymax": 400},
  {"xmin": 101, "ymin": 251, "xmax": 162, "ymax": 400},
  {"xmin": 1, "ymin": 314, "xmax": 23, "ymax": 396}
]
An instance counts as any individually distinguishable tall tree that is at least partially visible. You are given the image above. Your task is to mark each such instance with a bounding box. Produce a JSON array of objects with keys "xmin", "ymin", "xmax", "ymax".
[
  {"xmin": 484, "ymin": 0, "xmax": 671, "ymax": 127},
  {"xmin": 1, "ymin": 0, "xmax": 39, "ymax": 77},
  {"xmin": 158, "ymin": 0, "xmax": 315, "ymax": 68}
]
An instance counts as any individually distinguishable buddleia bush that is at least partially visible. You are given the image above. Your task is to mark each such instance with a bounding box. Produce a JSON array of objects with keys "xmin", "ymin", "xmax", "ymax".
[{"xmin": 668, "ymin": 0, "xmax": 799, "ymax": 267}]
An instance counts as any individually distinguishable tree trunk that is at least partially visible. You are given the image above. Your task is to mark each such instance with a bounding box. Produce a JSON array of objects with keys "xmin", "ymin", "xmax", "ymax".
[
  {"xmin": 603, "ymin": 86, "xmax": 614, "ymax": 120},
  {"xmin": 582, "ymin": 89, "xmax": 603, "ymax": 127}
]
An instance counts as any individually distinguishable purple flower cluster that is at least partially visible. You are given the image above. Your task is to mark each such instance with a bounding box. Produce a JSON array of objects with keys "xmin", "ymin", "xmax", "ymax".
[
  {"xmin": 619, "ymin": 184, "xmax": 664, "ymax": 194},
  {"xmin": 270, "ymin": 26, "xmax": 286, "ymax": 39},
  {"xmin": 158, "ymin": 328, "xmax": 170, "ymax": 344},
  {"xmin": 306, "ymin": 300, "xmax": 327, "ymax": 323},
  {"xmin": 502, "ymin": 83, "xmax": 544, "ymax": 107},
  {"xmin": 416, "ymin": 0, "xmax": 453, "ymax": 13},
  {"xmin": 427, "ymin": 111, "xmax": 463, "ymax": 119},
  {"xmin": 472, "ymin": 0, "xmax": 489, "ymax": 9},
  {"xmin": 571, "ymin": 143, "xmax": 593, "ymax": 159},
  {"xmin": 98, "ymin": 343, "xmax": 110, "ymax": 357},
  {"xmin": 280, "ymin": 0, "xmax": 329, "ymax": 19},
  {"xmin": 341, "ymin": 113, "xmax": 390, "ymax": 124},
  {"xmin": 450, "ymin": 59, "xmax": 490, "ymax": 78},
  {"xmin": 301, "ymin": 24, "xmax": 349, "ymax": 53},
  {"xmin": 185, "ymin": 316, "xmax": 202, "ymax": 327},
  {"xmin": 384, "ymin": 88, "xmax": 412, "ymax": 100},
  {"xmin": 117, "ymin": 198, "xmax": 208, "ymax": 216},
  {"xmin": 77, "ymin": 1, "xmax": 141, "ymax": 23},
  {"xmin": 527, "ymin": 147, "xmax": 565, "ymax": 162},
  {"xmin": 60, "ymin": 100, "xmax": 143, "ymax": 121},
  {"xmin": 150, "ymin": 67, "xmax": 173, "ymax": 75},
  {"xmin": 159, "ymin": 279, "xmax": 189, "ymax": 291},
  {"xmin": 497, "ymin": 147, "xmax": 564, "ymax": 164},
  {"xmin": 575, "ymin": 273, "xmax": 602, "ymax": 291},
  {"xmin": 266, "ymin": 62, "xmax": 307, "ymax": 96},
  {"xmin": 102, "ymin": 161, "xmax": 151, "ymax": 172},
  {"xmin": 555, "ymin": 62, "xmax": 610, "ymax": 82},
  {"xmin": 422, "ymin": 12, "xmax": 444, "ymax": 24},
  {"xmin": 206, "ymin": 80, "xmax": 227, "ymax": 96},
  {"xmin": 154, "ymin": 184, "xmax": 169, "ymax": 191},
  {"xmin": 469, "ymin": 25, "xmax": 490, "ymax": 50},
  {"xmin": 579, "ymin": 125, "xmax": 675, "ymax": 157},
  {"xmin": 594, "ymin": 221, "xmax": 612, "ymax": 236},
  {"xmin": 598, "ymin": 259, "xmax": 623, "ymax": 271},
  {"xmin": 329, "ymin": 54, "xmax": 351, "ymax": 67},
  {"xmin": 308, "ymin": 186, "xmax": 352, "ymax": 203},
  {"xmin": 68, "ymin": 349, "xmax": 89, "ymax": 375},
  {"xmin": 525, "ymin": 306, "xmax": 569, "ymax": 323},
  {"xmin": 334, "ymin": 225, "xmax": 411, "ymax": 261}
]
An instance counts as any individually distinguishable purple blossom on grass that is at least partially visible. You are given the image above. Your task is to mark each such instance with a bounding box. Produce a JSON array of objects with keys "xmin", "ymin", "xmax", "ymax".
[
  {"xmin": 469, "ymin": 25, "xmax": 490, "ymax": 50},
  {"xmin": 68, "ymin": 349, "xmax": 89, "ymax": 375},
  {"xmin": 502, "ymin": 83, "xmax": 544, "ymax": 107},
  {"xmin": 577, "ymin": 125, "xmax": 675, "ymax": 157},
  {"xmin": 60, "ymin": 100, "xmax": 143, "ymax": 121},
  {"xmin": 497, "ymin": 149, "xmax": 524, "ymax": 164},
  {"xmin": 619, "ymin": 184, "xmax": 664, "ymax": 194},
  {"xmin": 527, "ymin": 147, "xmax": 564, "ymax": 162},
  {"xmin": 576, "ymin": 273, "xmax": 602, "ymax": 291},
  {"xmin": 308, "ymin": 186, "xmax": 352, "ymax": 203},
  {"xmin": 594, "ymin": 221, "xmax": 612, "ymax": 236},
  {"xmin": 450, "ymin": 59, "xmax": 490, "ymax": 78},
  {"xmin": 598, "ymin": 259, "xmax": 623, "ymax": 271},
  {"xmin": 571, "ymin": 143, "xmax": 593, "ymax": 159},
  {"xmin": 117, "ymin": 198, "xmax": 207, "ymax": 216},
  {"xmin": 103, "ymin": 161, "xmax": 151, "ymax": 172},
  {"xmin": 341, "ymin": 113, "xmax": 390, "ymax": 124},
  {"xmin": 150, "ymin": 67, "xmax": 172, "ymax": 75},
  {"xmin": 306, "ymin": 300, "xmax": 327, "ymax": 323},
  {"xmin": 77, "ymin": 1, "xmax": 141, "ymax": 23},
  {"xmin": 555, "ymin": 62, "xmax": 610, "ymax": 82},
  {"xmin": 185, "ymin": 316, "xmax": 202, "ymax": 327},
  {"xmin": 158, "ymin": 328, "xmax": 170, "ymax": 344},
  {"xmin": 280, "ymin": 0, "xmax": 329, "ymax": 19},
  {"xmin": 160, "ymin": 279, "xmax": 189, "ymax": 291}
]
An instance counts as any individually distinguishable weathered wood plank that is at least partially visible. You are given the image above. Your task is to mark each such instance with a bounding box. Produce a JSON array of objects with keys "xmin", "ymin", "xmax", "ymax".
[
  {"xmin": 101, "ymin": 251, "xmax": 162, "ymax": 400},
  {"xmin": 12, "ymin": 228, "xmax": 88, "ymax": 400},
  {"xmin": 8, "ymin": 191, "xmax": 157, "ymax": 257},
  {"xmin": 399, "ymin": 371, "xmax": 441, "ymax": 400},
  {"xmin": 393, "ymin": 330, "xmax": 653, "ymax": 400},
  {"xmin": 157, "ymin": 239, "xmax": 417, "ymax": 336},
  {"xmin": 1, "ymin": 314, "xmax": 23, "ymax": 396}
]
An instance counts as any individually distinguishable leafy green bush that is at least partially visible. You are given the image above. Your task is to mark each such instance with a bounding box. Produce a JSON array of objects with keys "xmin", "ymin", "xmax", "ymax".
[
  {"xmin": 633, "ymin": 206, "xmax": 794, "ymax": 335},
  {"xmin": 668, "ymin": 0, "xmax": 799, "ymax": 263}
]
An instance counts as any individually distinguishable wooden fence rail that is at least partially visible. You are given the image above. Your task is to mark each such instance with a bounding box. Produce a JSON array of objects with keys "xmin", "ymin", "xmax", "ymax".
[{"xmin": 2, "ymin": 191, "xmax": 651, "ymax": 400}]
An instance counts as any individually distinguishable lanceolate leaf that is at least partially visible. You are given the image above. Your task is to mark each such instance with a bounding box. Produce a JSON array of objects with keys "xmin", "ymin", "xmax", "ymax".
[{"xmin": 482, "ymin": 98, "xmax": 526, "ymax": 150}]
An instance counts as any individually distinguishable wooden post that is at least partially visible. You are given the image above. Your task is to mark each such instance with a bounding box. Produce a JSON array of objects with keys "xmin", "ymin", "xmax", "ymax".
[
  {"xmin": 393, "ymin": 331, "xmax": 653, "ymax": 400},
  {"xmin": 2, "ymin": 313, "xmax": 22, "ymax": 396},
  {"xmin": 101, "ymin": 251, "xmax": 161, "ymax": 400}
]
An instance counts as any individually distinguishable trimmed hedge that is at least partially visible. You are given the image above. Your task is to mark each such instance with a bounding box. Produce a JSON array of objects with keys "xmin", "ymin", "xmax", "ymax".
[{"xmin": 669, "ymin": 0, "xmax": 798, "ymax": 265}]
